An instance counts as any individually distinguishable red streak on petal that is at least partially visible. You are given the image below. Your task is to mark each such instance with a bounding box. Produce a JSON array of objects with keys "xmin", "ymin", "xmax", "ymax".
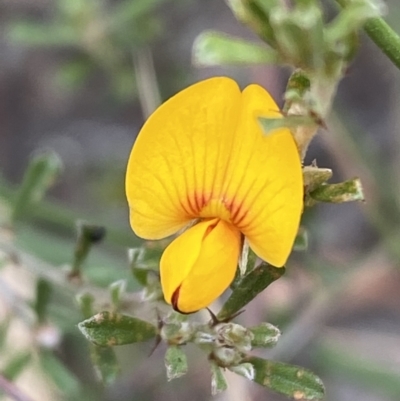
[
  {"xmin": 234, "ymin": 210, "xmax": 248, "ymax": 228},
  {"xmin": 171, "ymin": 285, "xmax": 182, "ymax": 312},
  {"xmin": 186, "ymin": 195, "xmax": 198, "ymax": 215},
  {"xmin": 205, "ymin": 220, "xmax": 218, "ymax": 236},
  {"xmin": 171, "ymin": 285, "xmax": 194, "ymax": 315},
  {"xmin": 190, "ymin": 190, "xmax": 248, "ymax": 228}
]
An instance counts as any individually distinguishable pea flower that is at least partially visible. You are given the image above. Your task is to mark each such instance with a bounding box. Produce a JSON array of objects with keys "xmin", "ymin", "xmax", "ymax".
[{"xmin": 126, "ymin": 77, "xmax": 303, "ymax": 314}]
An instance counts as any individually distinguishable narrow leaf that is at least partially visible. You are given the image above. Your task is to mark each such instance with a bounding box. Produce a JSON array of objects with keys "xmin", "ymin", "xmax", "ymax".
[
  {"xmin": 218, "ymin": 263, "xmax": 284, "ymax": 321},
  {"xmin": 90, "ymin": 345, "xmax": 120, "ymax": 385},
  {"xmin": 109, "ymin": 280, "xmax": 126, "ymax": 310},
  {"xmin": 2, "ymin": 352, "xmax": 31, "ymax": 380},
  {"xmin": 70, "ymin": 221, "xmax": 106, "ymax": 279},
  {"xmin": 293, "ymin": 228, "xmax": 308, "ymax": 252},
  {"xmin": 326, "ymin": 1, "xmax": 386, "ymax": 43},
  {"xmin": 303, "ymin": 166, "xmax": 333, "ymax": 193},
  {"xmin": 229, "ymin": 363, "xmax": 255, "ymax": 380},
  {"xmin": 8, "ymin": 22, "xmax": 79, "ymax": 47},
  {"xmin": 33, "ymin": 279, "xmax": 52, "ymax": 324},
  {"xmin": 76, "ymin": 292, "xmax": 95, "ymax": 320},
  {"xmin": 164, "ymin": 346, "xmax": 188, "ymax": 381},
  {"xmin": 210, "ymin": 363, "xmax": 228, "ymax": 395},
  {"xmin": 249, "ymin": 322, "xmax": 281, "ymax": 348},
  {"xmin": 193, "ymin": 31, "xmax": 278, "ymax": 66},
  {"xmin": 259, "ymin": 115, "xmax": 316, "ymax": 135},
  {"xmin": 239, "ymin": 356, "xmax": 325, "ymax": 400},
  {"xmin": 12, "ymin": 151, "xmax": 63, "ymax": 223},
  {"xmin": 78, "ymin": 311, "xmax": 157, "ymax": 346},
  {"xmin": 310, "ymin": 178, "xmax": 365, "ymax": 203}
]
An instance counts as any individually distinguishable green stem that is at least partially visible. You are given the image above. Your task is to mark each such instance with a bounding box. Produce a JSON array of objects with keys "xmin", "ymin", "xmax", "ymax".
[
  {"xmin": 336, "ymin": 0, "xmax": 400, "ymax": 70},
  {"xmin": 364, "ymin": 18, "xmax": 400, "ymax": 69}
]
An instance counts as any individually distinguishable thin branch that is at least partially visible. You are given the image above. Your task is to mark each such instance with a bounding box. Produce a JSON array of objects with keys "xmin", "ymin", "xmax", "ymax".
[
  {"xmin": 363, "ymin": 17, "xmax": 400, "ymax": 70},
  {"xmin": 133, "ymin": 46, "xmax": 162, "ymax": 119},
  {"xmin": 336, "ymin": 0, "xmax": 400, "ymax": 70}
]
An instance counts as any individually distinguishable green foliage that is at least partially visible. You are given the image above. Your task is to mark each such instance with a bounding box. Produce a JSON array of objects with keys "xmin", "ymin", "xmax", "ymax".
[
  {"xmin": 78, "ymin": 311, "xmax": 157, "ymax": 346},
  {"xmin": 210, "ymin": 363, "xmax": 228, "ymax": 395},
  {"xmin": 11, "ymin": 151, "xmax": 63, "ymax": 224},
  {"xmin": 90, "ymin": 345, "xmax": 120, "ymax": 385},
  {"xmin": 234, "ymin": 357, "xmax": 325, "ymax": 400},
  {"xmin": 33, "ymin": 279, "xmax": 52, "ymax": 324},
  {"xmin": 217, "ymin": 263, "xmax": 285, "ymax": 321},
  {"xmin": 193, "ymin": 31, "xmax": 278, "ymax": 66},
  {"xmin": 249, "ymin": 322, "xmax": 281, "ymax": 348},
  {"xmin": 294, "ymin": 228, "xmax": 309, "ymax": 251},
  {"xmin": 164, "ymin": 346, "xmax": 188, "ymax": 381},
  {"xmin": 308, "ymin": 178, "xmax": 365, "ymax": 204}
]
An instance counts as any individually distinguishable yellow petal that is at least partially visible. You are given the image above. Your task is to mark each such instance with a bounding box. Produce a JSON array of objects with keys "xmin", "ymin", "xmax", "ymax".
[
  {"xmin": 217, "ymin": 84, "xmax": 303, "ymax": 267},
  {"xmin": 126, "ymin": 77, "xmax": 242, "ymax": 239},
  {"xmin": 160, "ymin": 219, "xmax": 241, "ymax": 313}
]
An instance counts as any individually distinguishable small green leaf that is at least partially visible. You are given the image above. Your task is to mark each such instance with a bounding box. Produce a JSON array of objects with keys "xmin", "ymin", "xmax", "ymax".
[
  {"xmin": 110, "ymin": 0, "xmax": 165, "ymax": 27},
  {"xmin": 12, "ymin": 151, "xmax": 63, "ymax": 223},
  {"xmin": 294, "ymin": 228, "xmax": 308, "ymax": 252},
  {"xmin": 128, "ymin": 248, "xmax": 147, "ymax": 285},
  {"xmin": 210, "ymin": 363, "xmax": 228, "ymax": 395},
  {"xmin": 33, "ymin": 278, "xmax": 52, "ymax": 324},
  {"xmin": 164, "ymin": 346, "xmax": 188, "ymax": 381},
  {"xmin": 90, "ymin": 345, "xmax": 120, "ymax": 385},
  {"xmin": 270, "ymin": 4, "xmax": 325, "ymax": 70},
  {"xmin": 2, "ymin": 352, "xmax": 31, "ymax": 380},
  {"xmin": 70, "ymin": 221, "xmax": 106, "ymax": 279},
  {"xmin": 259, "ymin": 115, "xmax": 316, "ymax": 135},
  {"xmin": 325, "ymin": 1, "xmax": 385, "ymax": 44},
  {"xmin": 109, "ymin": 280, "xmax": 126, "ymax": 310},
  {"xmin": 225, "ymin": 0, "xmax": 278, "ymax": 47},
  {"xmin": 8, "ymin": 22, "xmax": 79, "ymax": 47},
  {"xmin": 249, "ymin": 322, "xmax": 281, "ymax": 348},
  {"xmin": 193, "ymin": 31, "xmax": 278, "ymax": 66},
  {"xmin": 303, "ymin": 166, "xmax": 333, "ymax": 193},
  {"xmin": 239, "ymin": 356, "xmax": 325, "ymax": 400},
  {"xmin": 309, "ymin": 178, "xmax": 365, "ymax": 203},
  {"xmin": 218, "ymin": 263, "xmax": 285, "ymax": 321},
  {"xmin": 229, "ymin": 362, "xmax": 255, "ymax": 380},
  {"xmin": 285, "ymin": 70, "xmax": 311, "ymax": 98},
  {"xmin": 76, "ymin": 292, "xmax": 95, "ymax": 320},
  {"xmin": 78, "ymin": 311, "xmax": 157, "ymax": 346},
  {"xmin": 128, "ymin": 247, "xmax": 161, "ymax": 287}
]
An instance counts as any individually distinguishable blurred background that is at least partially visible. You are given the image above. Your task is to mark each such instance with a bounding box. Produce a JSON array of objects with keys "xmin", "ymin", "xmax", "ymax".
[{"xmin": 0, "ymin": 0, "xmax": 400, "ymax": 400}]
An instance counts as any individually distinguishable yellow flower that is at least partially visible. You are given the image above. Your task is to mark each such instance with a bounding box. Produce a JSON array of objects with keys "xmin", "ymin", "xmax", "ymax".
[{"xmin": 126, "ymin": 77, "xmax": 303, "ymax": 313}]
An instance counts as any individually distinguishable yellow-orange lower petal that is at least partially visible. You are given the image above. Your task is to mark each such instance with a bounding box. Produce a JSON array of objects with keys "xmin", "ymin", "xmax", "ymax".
[{"xmin": 160, "ymin": 219, "xmax": 241, "ymax": 313}]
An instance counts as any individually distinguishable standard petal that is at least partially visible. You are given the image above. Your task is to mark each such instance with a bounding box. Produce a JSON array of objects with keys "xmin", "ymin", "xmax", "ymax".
[
  {"xmin": 160, "ymin": 219, "xmax": 241, "ymax": 313},
  {"xmin": 219, "ymin": 84, "xmax": 303, "ymax": 267},
  {"xmin": 126, "ymin": 77, "xmax": 242, "ymax": 239}
]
